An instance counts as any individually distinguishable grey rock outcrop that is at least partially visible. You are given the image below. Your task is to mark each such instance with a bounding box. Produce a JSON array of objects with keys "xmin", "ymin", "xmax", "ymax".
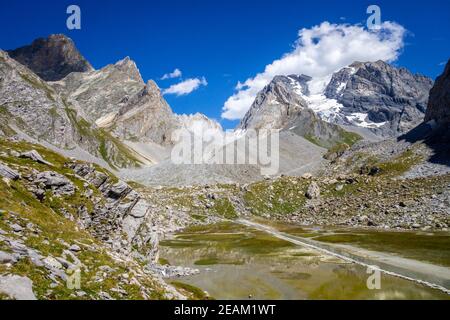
[
  {"xmin": 0, "ymin": 251, "xmax": 17, "ymax": 264},
  {"xmin": 0, "ymin": 275, "xmax": 37, "ymax": 300},
  {"xmin": 20, "ymin": 150, "xmax": 53, "ymax": 166},
  {"xmin": 0, "ymin": 163, "xmax": 20, "ymax": 180},
  {"xmin": 67, "ymin": 162, "xmax": 151, "ymax": 257},
  {"xmin": 325, "ymin": 60, "xmax": 434, "ymax": 137},
  {"xmin": 425, "ymin": 59, "xmax": 450, "ymax": 126},
  {"xmin": 111, "ymin": 80, "xmax": 178, "ymax": 145},
  {"xmin": 0, "ymin": 49, "xmax": 78, "ymax": 148},
  {"xmin": 7, "ymin": 34, "xmax": 93, "ymax": 81},
  {"xmin": 34, "ymin": 171, "xmax": 75, "ymax": 196}
]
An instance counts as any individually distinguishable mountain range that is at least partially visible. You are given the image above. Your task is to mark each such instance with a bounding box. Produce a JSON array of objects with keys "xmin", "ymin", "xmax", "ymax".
[{"xmin": 0, "ymin": 34, "xmax": 445, "ymax": 185}]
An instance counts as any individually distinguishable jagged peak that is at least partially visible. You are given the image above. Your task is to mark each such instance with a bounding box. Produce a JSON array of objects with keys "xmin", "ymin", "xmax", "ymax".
[
  {"xmin": 145, "ymin": 80, "xmax": 161, "ymax": 93},
  {"xmin": 114, "ymin": 56, "xmax": 144, "ymax": 83}
]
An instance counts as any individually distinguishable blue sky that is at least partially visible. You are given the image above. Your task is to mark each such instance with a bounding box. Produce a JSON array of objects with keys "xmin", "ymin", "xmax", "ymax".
[{"xmin": 0, "ymin": 0, "xmax": 449, "ymax": 128}]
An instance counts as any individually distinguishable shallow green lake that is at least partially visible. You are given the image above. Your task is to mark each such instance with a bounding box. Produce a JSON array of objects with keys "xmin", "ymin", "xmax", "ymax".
[{"xmin": 160, "ymin": 221, "xmax": 450, "ymax": 300}]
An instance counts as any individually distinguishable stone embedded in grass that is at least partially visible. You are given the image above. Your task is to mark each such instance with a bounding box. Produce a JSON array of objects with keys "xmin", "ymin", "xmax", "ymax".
[
  {"xmin": 0, "ymin": 163, "xmax": 20, "ymax": 180},
  {"xmin": 43, "ymin": 256, "xmax": 63, "ymax": 270},
  {"xmin": 19, "ymin": 150, "xmax": 53, "ymax": 166},
  {"xmin": 0, "ymin": 275, "xmax": 37, "ymax": 300},
  {"xmin": 0, "ymin": 251, "xmax": 17, "ymax": 264},
  {"xmin": 305, "ymin": 182, "xmax": 320, "ymax": 200},
  {"xmin": 10, "ymin": 223, "xmax": 24, "ymax": 233},
  {"xmin": 69, "ymin": 244, "xmax": 81, "ymax": 253}
]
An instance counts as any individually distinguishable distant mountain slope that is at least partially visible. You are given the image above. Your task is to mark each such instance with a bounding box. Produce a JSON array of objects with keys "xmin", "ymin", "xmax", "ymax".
[
  {"xmin": 0, "ymin": 49, "xmax": 147, "ymax": 169},
  {"xmin": 1, "ymin": 35, "xmax": 221, "ymax": 171},
  {"xmin": 52, "ymin": 56, "xmax": 146, "ymax": 124},
  {"xmin": 121, "ymin": 131, "xmax": 327, "ymax": 186},
  {"xmin": 7, "ymin": 34, "xmax": 93, "ymax": 81},
  {"xmin": 239, "ymin": 75, "xmax": 361, "ymax": 149}
]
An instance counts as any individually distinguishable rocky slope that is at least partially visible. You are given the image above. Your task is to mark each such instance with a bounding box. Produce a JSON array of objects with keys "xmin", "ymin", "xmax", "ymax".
[
  {"xmin": 0, "ymin": 139, "xmax": 178, "ymax": 299},
  {"xmin": 7, "ymin": 34, "xmax": 93, "ymax": 81},
  {"xmin": 52, "ymin": 56, "xmax": 146, "ymax": 124},
  {"xmin": 0, "ymin": 49, "xmax": 145, "ymax": 170},
  {"xmin": 0, "ymin": 137, "xmax": 224, "ymax": 299},
  {"xmin": 1, "ymin": 35, "xmax": 223, "ymax": 172},
  {"xmin": 324, "ymin": 61, "xmax": 433, "ymax": 137}
]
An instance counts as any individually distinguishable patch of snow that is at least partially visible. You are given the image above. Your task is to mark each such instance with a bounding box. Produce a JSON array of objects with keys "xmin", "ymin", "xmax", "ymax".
[
  {"xmin": 346, "ymin": 113, "xmax": 386, "ymax": 128},
  {"xmin": 269, "ymin": 98, "xmax": 280, "ymax": 105},
  {"xmin": 304, "ymin": 94, "xmax": 344, "ymax": 123},
  {"xmin": 336, "ymin": 82, "xmax": 347, "ymax": 95},
  {"xmin": 289, "ymin": 77, "xmax": 306, "ymax": 97}
]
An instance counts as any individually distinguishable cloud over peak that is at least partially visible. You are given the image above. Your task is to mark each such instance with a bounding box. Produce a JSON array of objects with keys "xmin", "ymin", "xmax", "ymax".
[
  {"xmin": 221, "ymin": 21, "xmax": 406, "ymax": 120},
  {"xmin": 163, "ymin": 77, "xmax": 208, "ymax": 96}
]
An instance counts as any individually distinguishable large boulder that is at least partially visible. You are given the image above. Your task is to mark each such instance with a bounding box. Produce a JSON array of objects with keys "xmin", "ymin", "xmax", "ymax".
[
  {"xmin": 20, "ymin": 150, "xmax": 53, "ymax": 166},
  {"xmin": 0, "ymin": 275, "xmax": 37, "ymax": 300},
  {"xmin": 107, "ymin": 181, "xmax": 130, "ymax": 199}
]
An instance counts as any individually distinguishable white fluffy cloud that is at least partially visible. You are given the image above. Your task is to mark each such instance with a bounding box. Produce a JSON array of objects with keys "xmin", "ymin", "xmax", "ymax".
[
  {"xmin": 221, "ymin": 21, "xmax": 406, "ymax": 120},
  {"xmin": 163, "ymin": 77, "xmax": 208, "ymax": 96},
  {"xmin": 161, "ymin": 68, "xmax": 182, "ymax": 80}
]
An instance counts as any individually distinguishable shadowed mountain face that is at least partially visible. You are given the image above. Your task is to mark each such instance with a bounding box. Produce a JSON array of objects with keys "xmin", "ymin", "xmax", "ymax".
[
  {"xmin": 325, "ymin": 60, "xmax": 434, "ymax": 137},
  {"xmin": 400, "ymin": 59, "xmax": 450, "ymax": 167},
  {"xmin": 425, "ymin": 59, "xmax": 450, "ymax": 126},
  {"xmin": 7, "ymin": 34, "xmax": 93, "ymax": 81}
]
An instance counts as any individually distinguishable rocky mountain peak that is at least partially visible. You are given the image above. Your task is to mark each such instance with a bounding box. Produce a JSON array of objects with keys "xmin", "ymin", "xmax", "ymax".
[
  {"xmin": 7, "ymin": 34, "xmax": 93, "ymax": 81},
  {"xmin": 114, "ymin": 56, "xmax": 144, "ymax": 83},
  {"xmin": 145, "ymin": 80, "xmax": 161, "ymax": 95},
  {"xmin": 425, "ymin": 59, "xmax": 450, "ymax": 126},
  {"xmin": 239, "ymin": 75, "xmax": 311, "ymax": 130}
]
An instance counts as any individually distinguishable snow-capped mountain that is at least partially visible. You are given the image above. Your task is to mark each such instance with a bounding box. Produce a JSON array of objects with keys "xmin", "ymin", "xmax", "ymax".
[
  {"xmin": 240, "ymin": 60, "xmax": 434, "ymax": 141},
  {"xmin": 239, "ymin": 75, "xmax": 361, "ymax": 149},
  {"xmin": 323, "ymin": 61, "xmax": 433, "ymax": 136}
]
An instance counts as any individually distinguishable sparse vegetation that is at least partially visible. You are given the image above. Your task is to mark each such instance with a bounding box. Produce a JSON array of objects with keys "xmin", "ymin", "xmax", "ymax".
[{"xmin": 170, "ymin": 281, "xmax": 211, "ymax": 300}]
